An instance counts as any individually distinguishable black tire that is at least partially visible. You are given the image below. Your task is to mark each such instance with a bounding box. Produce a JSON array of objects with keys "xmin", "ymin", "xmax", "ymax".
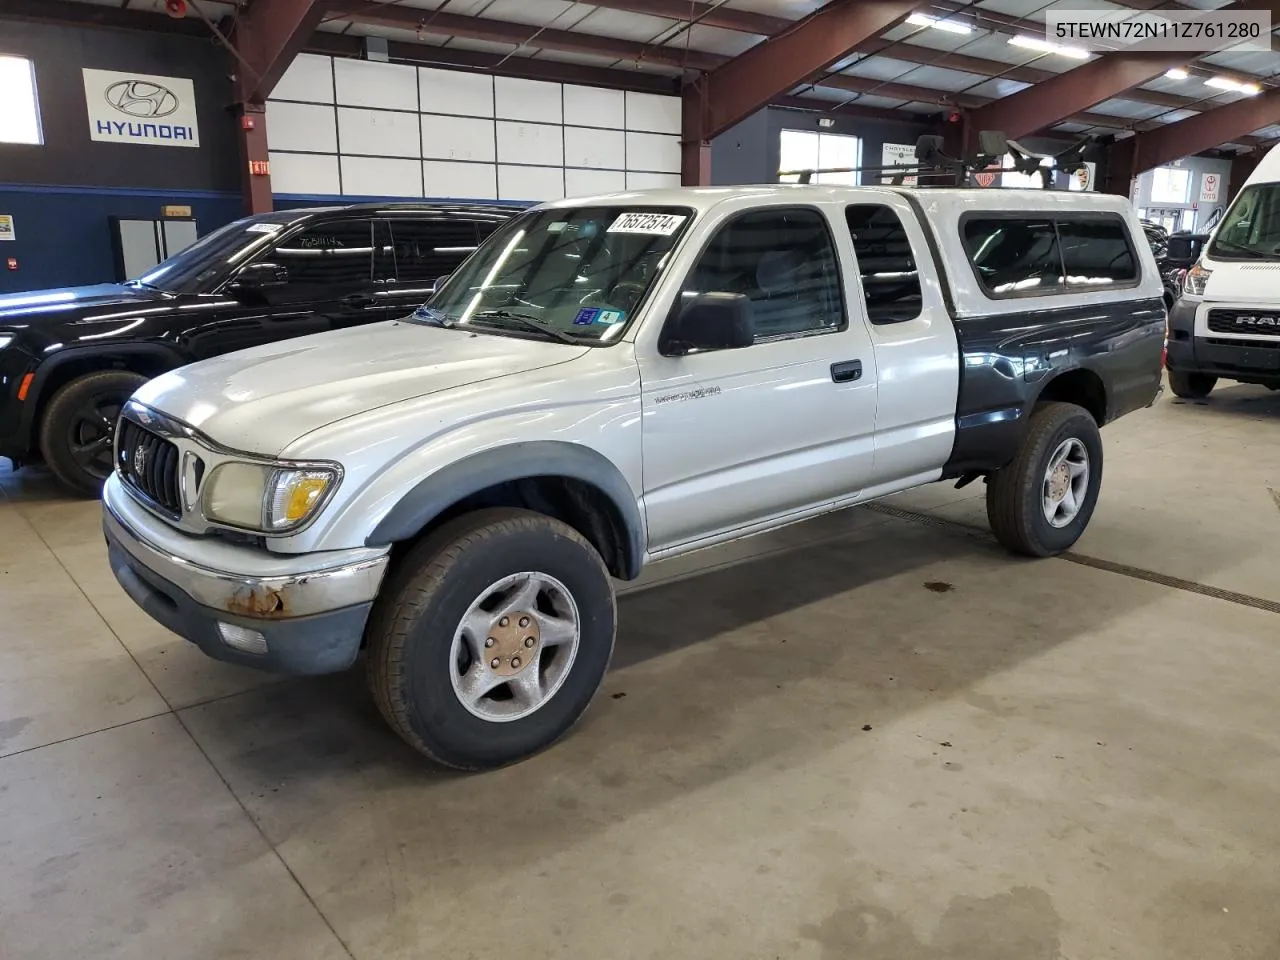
[
  {"xmin": 39, "ymin": 370, "xmax": 147, "ymax": 497},
  {"xmin": 365, "ymin": 507, "xmax": 616, "ymax": 770},
  {"xmin": 1167, "ymin": 369, "xmax": 1217, "ymax": 399},
  {"xmin": 986, "ymin": 401, "xmax": 1103, "ymax": 558}
]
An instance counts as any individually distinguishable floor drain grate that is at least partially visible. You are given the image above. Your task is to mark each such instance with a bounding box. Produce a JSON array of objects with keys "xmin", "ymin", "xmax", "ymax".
[{"xmin": 864, "ymin": 502, "xmax": 1280, "ymax": 616}]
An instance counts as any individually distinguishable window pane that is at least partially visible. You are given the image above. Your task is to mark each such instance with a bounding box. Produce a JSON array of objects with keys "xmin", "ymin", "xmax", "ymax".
[
  {"xmin": 1058, "ymin": 218, "xmax": 1136, "ymax": 287},
  {"xmin": 815, "ymin": 133, "xmax": 860, "ymax": 186},
  {"xmin": 390, "ymin": 217, "xmax": 481, "ymax": 285},
  {"xmin": 779, "ymin": 129, "xmax": 819, "ymax": 183},
  {"xmin": 271, "ymin": 219, "xmax": 374, "ymax": 293},
  {"xmin": 0, "ymin": 56, "xmax": 42, "ymax": 145},
  {"xmin": 682, "ymin": 207, "xmax": 843, "ymax": 338},
  {"xmin": 962, "ymin": 218, "xmax": 1063, "ymax": 297},
  {"xmin": 1150, "ymin": 167, "xmax": 1190, "ymax": 204},
  {"xmin": 845, "ymin": 204, "xmax": 922, "ymax": 324}
]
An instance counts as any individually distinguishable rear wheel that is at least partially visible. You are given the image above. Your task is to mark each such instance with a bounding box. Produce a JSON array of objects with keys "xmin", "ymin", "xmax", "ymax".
[
  {"xmin": 1167, "ymin": 370, "xmax": 1217, "ymax": 399},
  {"xmin": 365, "ymin": 508, "xmax": 616, "ymax": 770},
  {"xmin": 986, "ymin": 401, "xmax": 1103, "ymax": 558},
  {"xmin": 39, "ymin": 371, "xmax": 147, "ymax": 497}
]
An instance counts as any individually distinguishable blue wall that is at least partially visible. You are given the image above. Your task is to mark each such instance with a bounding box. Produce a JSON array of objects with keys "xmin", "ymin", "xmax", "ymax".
[{"xmin": 0, "ymin": 184, "xmax": 243, "ymax": 294}]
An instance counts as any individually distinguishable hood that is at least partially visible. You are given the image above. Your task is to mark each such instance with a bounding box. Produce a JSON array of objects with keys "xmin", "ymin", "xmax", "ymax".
[
  {"xmin": 0, "ymin": 283, "xmax": 164, "ymax": 323},
  {"xmin": 1201, "ymin": 260, "xmax": 1280, "ymax": 303},
  {"xmin": 132, "ymin": 320, "xmax": 589, "ymax": 456}
]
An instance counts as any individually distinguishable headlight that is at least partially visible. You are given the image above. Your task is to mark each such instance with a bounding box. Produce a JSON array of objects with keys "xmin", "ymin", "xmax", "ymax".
[
  {"xmin": 202, "ymin": 462, "xmax": 338, "ymax": 533},
  {"xmin": 1184, "ymin": 261, "xmax": 1212, "ymax": 297}
]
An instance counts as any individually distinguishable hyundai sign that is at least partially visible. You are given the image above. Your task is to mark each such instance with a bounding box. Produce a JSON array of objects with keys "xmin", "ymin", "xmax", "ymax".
[{"xmin": 82, "ymin": 68, "xmax": 200, "ymax": 148}]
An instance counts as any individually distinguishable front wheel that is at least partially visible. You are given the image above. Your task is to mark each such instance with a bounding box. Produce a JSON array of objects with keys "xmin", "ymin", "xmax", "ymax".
[
  {"xmin": 1167, "ymin": 370, "xmax": 1217, "ymax": 399},
  {"xmin": 39, "ymin": 370, "xmax": 147, "ymax": 497},
  {"xmin": 986, "ymin": 402, "xmax": 1103, "ymax": 558},
  {"xmin": 365, "ymin": 508, "xmax": 617, "ymax": 770}
]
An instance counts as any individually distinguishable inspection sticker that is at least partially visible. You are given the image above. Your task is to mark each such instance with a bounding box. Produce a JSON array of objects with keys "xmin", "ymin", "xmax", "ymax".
[
  {"xmin": 608, "ymin": 212, "xmax": 686, "ymax": 236},
  {"xmin": 574, "ymin": 308, "xmax": 601, "ymax": 325},
  {"xmin": 598, "ymin": 309, "xmax": 626, "ymax": 325}
]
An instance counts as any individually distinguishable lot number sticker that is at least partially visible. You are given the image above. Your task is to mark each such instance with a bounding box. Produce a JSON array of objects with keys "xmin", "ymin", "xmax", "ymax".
[{"xmin": 608, "ymin": 212, "xmax": 686, "ymax": 235}]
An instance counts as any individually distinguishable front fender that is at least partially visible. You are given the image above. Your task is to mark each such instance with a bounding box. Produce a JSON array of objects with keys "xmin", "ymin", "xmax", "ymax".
[{"xmin": 365, "ymin": 440, "xmax": 646, "ymax": 577}]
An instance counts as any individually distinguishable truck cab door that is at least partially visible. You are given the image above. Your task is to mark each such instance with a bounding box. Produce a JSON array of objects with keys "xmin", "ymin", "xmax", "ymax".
[
  {"xmin": 637, "ymin": 204, "xmax": 879, "ymax": 553},
  {"xmin": 841, "ymin": 197, "xmax": 959, "ymax": 490}
]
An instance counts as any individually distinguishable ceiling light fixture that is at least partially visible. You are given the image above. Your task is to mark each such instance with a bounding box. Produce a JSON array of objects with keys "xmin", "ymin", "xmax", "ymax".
[
  {"xmin": 1205, "ymin": 76, "xmax": 1263, "ymax": 95},
  {"xmin": 907, "ymin": 12, "xmax": 973, "ymax": 34},
  {"xmin": 1164, "ymin": 68, "xmax": 1189, "ymax": 80},
  {"xmin": 1008, "ymin": 34, "xmax": 1090, "ymax": 59}
]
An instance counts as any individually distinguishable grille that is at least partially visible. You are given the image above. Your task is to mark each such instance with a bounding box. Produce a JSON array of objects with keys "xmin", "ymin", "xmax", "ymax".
[
  {"xmin": 1207, "ymin": 309, "xmax": 1280, "ymax": 335},
  {"xmin": 117, "ymin": 418, "xmax": 183, "ymax": 516}
]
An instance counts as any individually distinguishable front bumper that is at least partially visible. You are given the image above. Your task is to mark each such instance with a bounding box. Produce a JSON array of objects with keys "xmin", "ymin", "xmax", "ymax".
[
  {"xmin": 103, "ymin": 475, "xmax": 390, "ymax": 675},
  {"xmin": 1166, "ymin": 299, "xmax": 1280, "ymax": 383}
]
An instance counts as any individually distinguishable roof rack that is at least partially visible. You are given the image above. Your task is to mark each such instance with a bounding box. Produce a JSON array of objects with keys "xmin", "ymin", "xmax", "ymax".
[{"xmin": 777, "ymin": 130, "xmax": 1101, "ymax": 191}]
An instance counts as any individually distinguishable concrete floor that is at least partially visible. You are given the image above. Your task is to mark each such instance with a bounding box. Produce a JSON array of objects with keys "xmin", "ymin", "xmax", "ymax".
[{"xmin": 2, "ymin": 383, "xmax": 1280, "ymax": 960}]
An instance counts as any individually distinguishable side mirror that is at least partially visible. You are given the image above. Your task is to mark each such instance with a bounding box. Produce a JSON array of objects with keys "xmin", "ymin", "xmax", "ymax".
[
  {"xmin": 429, "ymin": 273, "xmax": 451, "ymax": 294},
  {"xmin": 229, "ymin": 262, "xmax": 288, "ymax": 297},
  {"xmin": 660, "ymin": 292, "xmax": 754, "ymax": 356}
]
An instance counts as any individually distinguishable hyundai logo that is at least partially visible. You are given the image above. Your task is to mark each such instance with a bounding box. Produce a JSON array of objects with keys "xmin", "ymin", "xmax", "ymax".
[{"xmin": 104, "ymin": 79, "xmax": 179, "ymax": 119}]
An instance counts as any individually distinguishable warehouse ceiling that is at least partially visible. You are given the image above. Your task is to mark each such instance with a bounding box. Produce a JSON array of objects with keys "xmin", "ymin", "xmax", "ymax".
[{"xmin": 11, "ymin": 0, "xmax": 1280, "ymax": 152}]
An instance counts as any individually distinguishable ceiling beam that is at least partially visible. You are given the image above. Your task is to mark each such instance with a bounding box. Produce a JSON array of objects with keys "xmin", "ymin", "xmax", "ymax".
[
  {"xmin": 233, "ymin": 0, "xmax": 330, "ymax": 103},
  {"xmin": 568, "ymin": 0, "xmax": 788, "ymax": 36},
  {"xmin": 961, "ymin": 0, "xmax": 1280, "ymax": 143},
  {"xmin": 684, "ymin": 0, "xmax": 918, "ymax": 143},
  {"xmin": 1106, "ymin": 88, "xmax": 1280, "ymax": 186},
  {"xmin": 0, "ymin": 0, "xmax": 210, "ymax": 34},
  {"xmin": 338, "ymin": 0, "xmax": 722, "ymax": 71},
  {"xmin": 305, "ymin": 31, "xmax": 682, "ymax": 95}
]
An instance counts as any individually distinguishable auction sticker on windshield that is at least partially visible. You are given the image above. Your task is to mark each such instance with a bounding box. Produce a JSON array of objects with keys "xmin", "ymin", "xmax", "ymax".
[
  {"xmin": 608, "ymin": 212, "xmax": 686, "ymax": 235},
  {"xmin": 246, "ymin": 223, "xmax": 283, "ymax": 234}
]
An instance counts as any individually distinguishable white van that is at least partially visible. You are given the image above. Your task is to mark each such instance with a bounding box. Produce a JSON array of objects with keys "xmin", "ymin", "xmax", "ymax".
[{"xmin": 1166, "ymin": 146, "xmax": 1280, "ymax": 398}]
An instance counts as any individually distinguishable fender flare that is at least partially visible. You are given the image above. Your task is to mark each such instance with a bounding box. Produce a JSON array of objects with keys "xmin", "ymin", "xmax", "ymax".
[
  {"xmin": 364, "ymin": 440, "xmax": 646, "ymax": 579},
  {"xmin": 17, "ymin": 343, "xmax": 188, "ymax": 451}
]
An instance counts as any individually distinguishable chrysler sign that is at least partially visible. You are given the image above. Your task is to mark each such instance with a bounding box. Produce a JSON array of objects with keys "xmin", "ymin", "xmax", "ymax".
[{"xmin": 83, "ymin": 68, "xmax": 200, "ymax": 148}]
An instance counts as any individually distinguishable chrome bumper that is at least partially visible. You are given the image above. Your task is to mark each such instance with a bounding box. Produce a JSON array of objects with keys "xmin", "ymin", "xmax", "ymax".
[
  {"xmin": 102, "ymin": 474, "xmax": 390, "ymax": 675},
  {"xmin": 103, "ymin": 482, "xmax": 388, "ymax": 618}
]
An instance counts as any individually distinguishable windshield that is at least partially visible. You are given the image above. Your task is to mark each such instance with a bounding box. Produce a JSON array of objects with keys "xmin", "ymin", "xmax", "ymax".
[
  {"xmin": 1207, "ymin": 183, "xmax": 1280, "ymax": 260},
  {"xmin": 422, "ymin": 205, "xmax": 695, "ymax": 343},
  {"xmin": 134, "ymin": 213, "xmax": 297, "ymax": 294}
]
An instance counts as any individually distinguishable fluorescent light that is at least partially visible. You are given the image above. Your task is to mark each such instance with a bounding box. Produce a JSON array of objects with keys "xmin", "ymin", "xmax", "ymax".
[
  {"xmin": 1205, "ymin": 76, "xmax": 1263, "ymax": 95},
  {"xmin": 907, "ymin": 12, "xmax": 972, "ymax": 34},
  {"xmin": 1165, "ymin": 68, "xmax": 1189, "ymax": 80},
  {"xmin": 1008, "ymin": 34, "xmax": 1090, "ymax": 59}
]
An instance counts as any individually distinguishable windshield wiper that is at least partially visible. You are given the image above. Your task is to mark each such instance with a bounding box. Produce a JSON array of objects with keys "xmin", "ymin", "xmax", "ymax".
[
  {"xmin": 123, "ymin": 279, "xmax": 163, "ymax": 292},
  {"xmin": 467, "ymin": 309, "xmax": 587, "ymax": 345}
]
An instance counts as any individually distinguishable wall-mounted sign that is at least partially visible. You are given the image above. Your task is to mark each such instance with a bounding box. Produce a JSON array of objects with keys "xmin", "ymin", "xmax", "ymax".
[
  {"xmin": 880, "ymin": 143, "xmax": 918, "ymax": 185},
  {"xmin": 162, "ymin": 205, "xmax": 192, "ymax": 218},
  {"xmin": 248, "ymin": 159, "xmax": 270, "ymax": 176},
  {"xmin": 0, "ymin": 215, "xmax": 13, "ymax": 241},
  {"xmin": 1199, "ymin": 173, "xmax": 1221, "ymax": 204},
  {"xmin": 83, "ymin": 68, "xmax": 200, "ymax": 148}
]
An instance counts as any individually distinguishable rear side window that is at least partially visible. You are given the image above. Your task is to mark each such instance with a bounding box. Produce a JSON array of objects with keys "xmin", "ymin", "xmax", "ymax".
[
  {"xmin": 845, "ymin": 204, "xmax": 922, "ymax": 324},
  {"xmin": 681, "ymin": 207, "xmax": 844, "ymax": 339},
  {"xmin": 1059, "ymin": 218, "xmax": 1137, "ymax": 286},
  {"xmin": 390, "ymin": 218, "xmax": 481, "ymax": 286},
  {"xmin": 961, "ymin": 215, "xmax": 1140, "ymax": 298}
]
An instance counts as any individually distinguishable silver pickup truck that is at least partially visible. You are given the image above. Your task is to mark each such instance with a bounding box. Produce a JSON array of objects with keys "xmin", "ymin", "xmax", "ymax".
[{"xmin": 102, "ymin": 184, "xmax": 1165, "ymax": 769}]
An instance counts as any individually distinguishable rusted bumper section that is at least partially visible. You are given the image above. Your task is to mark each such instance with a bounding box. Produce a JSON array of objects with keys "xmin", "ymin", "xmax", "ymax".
[{"xmin": 102, "ymin": 480, "xmax": 389, "ymax": 675}]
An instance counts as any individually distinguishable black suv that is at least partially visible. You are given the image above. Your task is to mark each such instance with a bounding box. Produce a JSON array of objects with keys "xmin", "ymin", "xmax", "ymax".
[{"xmin": 0, "ymin": 202, "xmax": 520, "ymax": 494}]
